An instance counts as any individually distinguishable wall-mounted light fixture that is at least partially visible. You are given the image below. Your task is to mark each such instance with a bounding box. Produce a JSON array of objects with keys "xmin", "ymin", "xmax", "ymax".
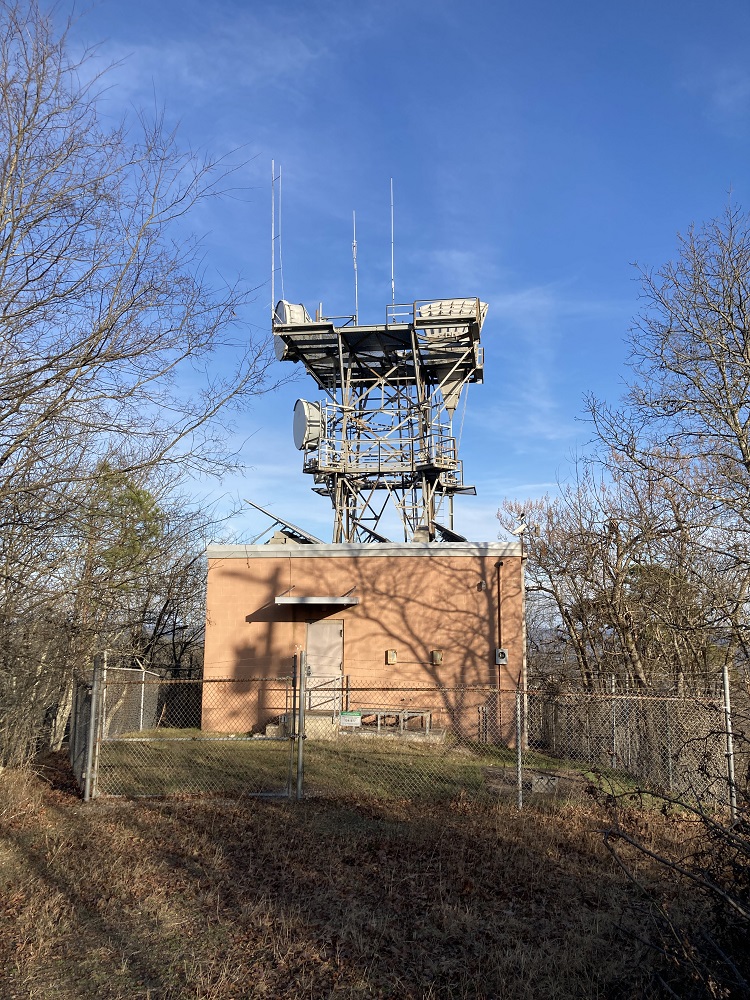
[{"xmin": 477, "ymin": 580, "xmax": 487, "ymax": 592}]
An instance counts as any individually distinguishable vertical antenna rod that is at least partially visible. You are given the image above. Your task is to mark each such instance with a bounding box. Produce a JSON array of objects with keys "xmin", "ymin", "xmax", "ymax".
[
  {"xmin": 390, "ymin": 178, "xmax": 395, "ymax": 308},
  {"xmin": 271, "ymin": 160, "xmax": 275, "ymax": 324},
  {"xmin": 352, "ymin": 210, "xmax": 359, "ymax": 324},
  {"xmin": 278, "ymin": 163, "xmax": 284, "ymax": 301},
  {"xmin": 271, "ymin": 161, "xmax": 284, "ymax": 323}
]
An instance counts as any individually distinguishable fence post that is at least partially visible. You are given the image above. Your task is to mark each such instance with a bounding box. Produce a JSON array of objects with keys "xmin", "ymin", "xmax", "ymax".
[
  {"xmin": 92, "ymin": 651, "xmax": 108, "ymax": 799},
  {"xmin": 290, "ymin": 654, "xmax": 298, "ymax": 739},
  {"xmin": 722, "ymin": 661, "xmax": 738, "ymax": 822},
  {"xmin": 83, "ymin": 656, "xmax": 102, "ymax": 802},
  {"xmin": 515, "ymin": 685, "xmax": 523, "ymax": 810},
  {"xmin": 100, "ymin": 648, "xmax": 108, "ymax": 741},
  {"xmin": 296, "ymin": 650, "xmax": 307, "ymax": 801},
  {"xmin": 139, "ymin": 662, "xmax": 146, "ymax": 731},
  {"xmin": 610, "ymin": 674, "xmax": 617, "ymax": 769}
]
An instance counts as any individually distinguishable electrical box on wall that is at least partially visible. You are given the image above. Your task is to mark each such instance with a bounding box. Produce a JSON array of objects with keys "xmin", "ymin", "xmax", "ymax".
[
  {"xmin": 495, "ymin": 648, "xmax": 508, "ymax": 666},
  {"xmin": 430, "ymin": 649, "xmax": 443, "ymax": 665},
  {"xmin": 385, "ymin": 649, "xmax": 397, "ymax": 664}
]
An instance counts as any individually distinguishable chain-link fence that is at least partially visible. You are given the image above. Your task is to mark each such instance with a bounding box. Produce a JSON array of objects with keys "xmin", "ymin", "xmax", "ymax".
[
  {"xmin": 70, "ymin": 657, "xmax": 746, "ymax": 810},
  {"xmin": 71, "ymin": 667, "xmax": 296, "ymax": 798},
  {"xmin": 520, "ymin": 688, "xmax": 745, "ymax": 808}
]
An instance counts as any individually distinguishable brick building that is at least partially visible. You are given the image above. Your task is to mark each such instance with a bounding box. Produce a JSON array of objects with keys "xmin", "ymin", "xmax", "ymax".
[{"xmin": 203, "ymin": 537, "xmax": 524, "ymax": 742}]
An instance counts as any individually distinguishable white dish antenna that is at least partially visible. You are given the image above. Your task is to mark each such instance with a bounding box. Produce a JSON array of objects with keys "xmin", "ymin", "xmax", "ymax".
[
  {"xmin": 293, "ymin": 399, "xmax": 323, "ymax": 451},
  {"xmin": 275, "ymin": 300, "xmax": 312, "ymax": 326}
]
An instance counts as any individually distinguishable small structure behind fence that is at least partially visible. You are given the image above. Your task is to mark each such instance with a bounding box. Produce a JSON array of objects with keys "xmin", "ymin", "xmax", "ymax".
[{"xmin": 70, "ymin": 656, "xmax": 747, "ymax": 810}]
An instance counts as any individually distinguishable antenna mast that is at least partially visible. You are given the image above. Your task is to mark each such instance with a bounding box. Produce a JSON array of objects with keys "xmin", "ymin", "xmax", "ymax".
[
  {"xmin": 390, "ymin": 178, "xmax": 395, "ymax": 307},
  {"xmin": 271, "ymin": 161, "xmax": 284, "ymax": 322},
  {"xmin": 271, "ymin": 160, "xmax": 275, "ymax": 324},
  {"xmin": 278, "ymin": 163, "xmax": 284, "ymax": 301},
  {"xmin": 352, "ymin": 210, "xmax": 359, "ymax": 324}
]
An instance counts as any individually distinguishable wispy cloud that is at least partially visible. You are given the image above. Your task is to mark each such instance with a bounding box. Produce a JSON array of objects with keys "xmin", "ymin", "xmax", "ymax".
[
  {"xmin": 678, "ymin": 51, "xmax": 750, "ymax": 134},
  {"xmin": 75, "ymin": 3, "xmax": 392, "ymax": 117},
  {"xmin": 469, "ymin": 281, "xmax": 620, "ymax": 446},
  {"xmin": 706, "ymin": 68, "xmax": 750, "ymax": 119},
  {"xmin": 415, "ymin": 247, "xmax": 501, "ymax": 294},
  {"xmin": 77, "ymin": 20, "xmax": 325, "ymax": 116}
]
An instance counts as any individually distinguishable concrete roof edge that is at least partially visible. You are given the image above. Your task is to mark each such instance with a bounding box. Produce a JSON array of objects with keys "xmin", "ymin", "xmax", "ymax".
[{"xmin": 206, "ymin": 541, "xmax": 523, "ymax": 559}]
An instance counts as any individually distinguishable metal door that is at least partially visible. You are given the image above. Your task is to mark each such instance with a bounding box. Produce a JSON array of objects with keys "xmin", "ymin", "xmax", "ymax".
[{"xmin": 306, "ymin": 619, "xmax": 344, "ymax": 711}]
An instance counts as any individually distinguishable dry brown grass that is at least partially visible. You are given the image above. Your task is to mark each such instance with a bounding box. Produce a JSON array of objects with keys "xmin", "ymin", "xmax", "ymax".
[{"xmin": 0, "ymin": 753, "xmax": 710, "ymax": 999}]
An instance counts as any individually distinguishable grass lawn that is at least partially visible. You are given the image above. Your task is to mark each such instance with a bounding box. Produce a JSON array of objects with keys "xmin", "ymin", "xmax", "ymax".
[
  {"xmin": 93, "ymin": 730, "xmax": 618, "ymax": 803},
  {"xmin": 96, "ymin": 735, "xmax": 295, "ymax": 797}
]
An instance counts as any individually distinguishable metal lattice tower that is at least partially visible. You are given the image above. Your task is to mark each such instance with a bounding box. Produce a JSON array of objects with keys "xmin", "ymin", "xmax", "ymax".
[{"xmin": 273, "ymin": 297, "xmax": 487, "ymax": 543}]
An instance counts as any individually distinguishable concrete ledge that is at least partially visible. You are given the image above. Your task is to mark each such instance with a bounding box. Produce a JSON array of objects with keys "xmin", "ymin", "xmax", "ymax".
[{"xmin": 207, "ymin": 541, "xmax": 522, "ymax": 560}]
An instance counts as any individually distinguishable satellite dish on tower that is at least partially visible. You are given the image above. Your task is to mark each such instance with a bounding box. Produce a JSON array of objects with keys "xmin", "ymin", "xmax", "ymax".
[
  {"xmin": 293, "ymin": 399, "xmax": 322, "ymax": 451},
  {"xmin": 275, "ymin": 300, "xmax": 312, "ymax": 326}
]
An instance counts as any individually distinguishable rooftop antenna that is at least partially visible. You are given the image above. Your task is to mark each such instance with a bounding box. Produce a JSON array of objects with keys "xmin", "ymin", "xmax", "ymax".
[
  {"xmin": 390, "ymin": 178, "xmax": 395, "ymax": 307},
  {"xmin": 352, "ymin": 210, "xmax": 359, "ymax": 324}
]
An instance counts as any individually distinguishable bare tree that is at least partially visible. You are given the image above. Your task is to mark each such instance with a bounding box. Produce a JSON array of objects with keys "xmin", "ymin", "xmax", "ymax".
[
  {"xmin": 590, "ymin": 205, "xmax": 750, "ymax": 539},
  {"xmin": 581, "ymin": 204, "xmax": 750, "ymax": 999},
  {"xmin": 585, "ymin": 206, "xmax": 750, "ymax": 683},
  {"xmin": 497, "ymin": 205, "xmax": 750, "ymax": 992},
  {"xmin": 0, "ymin": 2, "xmax": 276, "ymax": 764},
  {"xmin": 499, "ymin": 458, "xmax": 739, "ymax": 692},
  {"xmin": 500, "ymin": 208, "xmax": 750, "ymax": 693},
  {"xmin": 0, "ymin": 3, "xmax": 275, "ymax": 501}
]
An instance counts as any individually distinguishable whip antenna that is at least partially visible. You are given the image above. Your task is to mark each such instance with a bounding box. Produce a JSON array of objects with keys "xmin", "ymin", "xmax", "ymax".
[
  {"xmin": 352, "ymin": 210, "xmax": 359, "ymax": 324},
  {"xmin": 271, "ymin": 161, "xmax": 285, "ymax": 321},
  {"xmin": 390, "ymin": 178, "xmax": 395, "ymax": 307},
  {"xmin": 279, "ymin": 163, "xmax": 285, "ymax": 301}
]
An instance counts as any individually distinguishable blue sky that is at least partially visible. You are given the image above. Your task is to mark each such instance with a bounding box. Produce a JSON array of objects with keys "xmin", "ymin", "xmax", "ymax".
[{"xmin": 73, "ymin": 0, "xmax": 750, "ymax": 543}]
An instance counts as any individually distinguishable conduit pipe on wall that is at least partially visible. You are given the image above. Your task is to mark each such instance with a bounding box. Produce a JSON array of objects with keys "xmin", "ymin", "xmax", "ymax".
[
  {"xmin": 495, "ymin": 560, "xmax": 503, "ymax": 654},
  {"xmin": 495, "ymin": 560, "xmax": 505, "ymax": 735}
]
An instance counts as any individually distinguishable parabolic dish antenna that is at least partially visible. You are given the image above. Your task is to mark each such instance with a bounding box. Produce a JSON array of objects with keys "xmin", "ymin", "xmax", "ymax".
[
  {"xmin": 275, "ymin": 300, "xmax": 312, "ymax": 325},
  {"xmin": 293, "ymin": 399, "xmax": 322, "ymax": 451},
  {"xmin": 274, "ymin": 300, "xmax": 312, "ymax": 361},
  {"xmin": 274, "ymin": 335, "xmax": 289, "ymax": 361}
]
